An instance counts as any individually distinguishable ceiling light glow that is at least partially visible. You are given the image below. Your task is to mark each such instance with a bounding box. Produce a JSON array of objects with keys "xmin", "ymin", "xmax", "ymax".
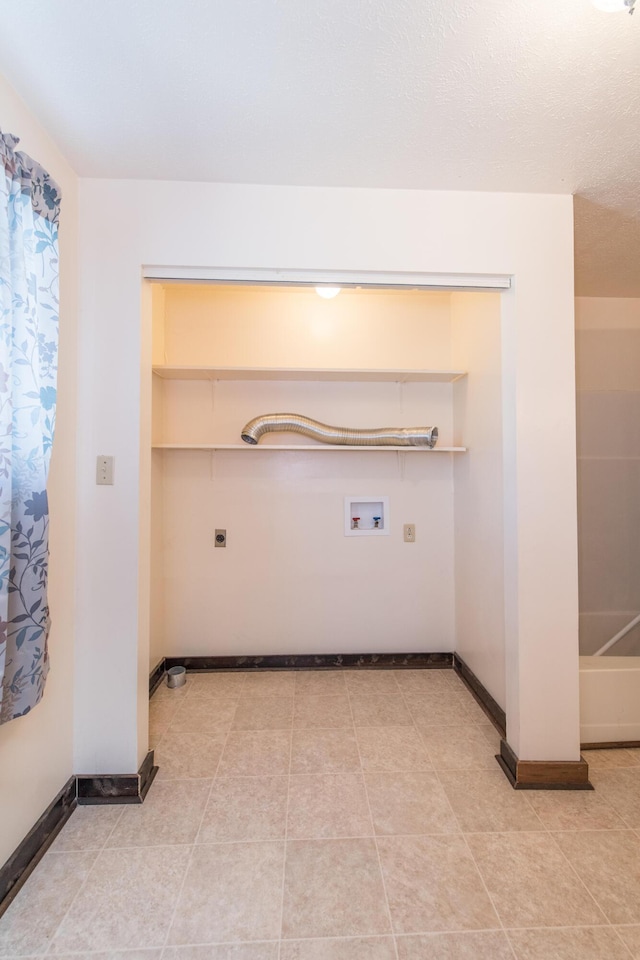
[
  {"xmin": 592, "ymin": 0, "xmax": 636, "ymax": 11},
  {"xmin": 315, "ymin": 286, "xmax": 341, "ymax": 299}
]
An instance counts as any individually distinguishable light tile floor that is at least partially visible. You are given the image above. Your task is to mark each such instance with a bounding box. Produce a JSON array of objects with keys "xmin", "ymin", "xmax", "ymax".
[{"xmin": 2, "ymin": 669, "xmax": 640, "ymax": 959}]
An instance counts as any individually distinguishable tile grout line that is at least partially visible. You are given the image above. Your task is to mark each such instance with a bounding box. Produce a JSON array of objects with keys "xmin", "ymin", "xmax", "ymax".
[
  {"xmin": 276, "ymin": 681, "xmax": 297, "ymax": 960},
  {"xmin": 41, "ymin": 796, "xmax": 128, "ymax": 955},
  {"xmin": 157, "ymin": 676, "xmax": 242, "ymax": 959},
  {"xmin": 396, "ymin": 673, "xmax": 489, "ymax": 744},
  {"xmin": 148, "ymin": 693, "xmax": 183, "ymax": 745},
  {"xmin": 422, "ymin": 673, "xmax": 631, "ymax": 955},
  {"xmin": 543, "ymin": 822, "xmax": 636, "ymax": 958},
  {"xmin": 405, "ymin": 675, "xmax": 539, "ymax": 958},
  {"xmin": 16, "ymin": 672, "xmax": 638, "ymax": 957},
  {"xmin": 49, "ymin": 825, "xmax": 640, "ymax": 853},
  {"xmin": 596, "ymin": 776, "xmax": 640, "ymax": 831},
  {"xmin": 150, "ymin": 684, "xmax": 195, "ymax": 752},
  {"xmin": 24, "ymin": 923, "xmax": 634, "ymax": 957},
  {"xmin": 160, "ymin": 670, "xmax": 271, "ymax": 752},
  {"xmin": 149, "ymin": 684, "xmax": 193, "ymax": 773},
  {"xmin": 427, "ymin": 749, "xmax": 520, "ymax": 960},
  {"xmin": 612, "ymin": 870, "xmax": 640, "ymax": 960},
  {"xmin": 346, "ymin": 676, "xmax": 401, "ymax": 960},
  {"xmin": 610, "ymin": 925, "xmax": 638, "ymax": 959}
]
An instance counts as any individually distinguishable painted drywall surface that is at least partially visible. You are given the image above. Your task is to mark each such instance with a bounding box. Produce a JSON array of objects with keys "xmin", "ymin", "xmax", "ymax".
[
  {"xmin": 452, "ymin": 292, "xmax": 505, "ymax": 708},
  {"xmin": 501, "ymin": 263, "xmax": 579, "ymax": 761},
  {"xmin": 153, "ymin": 285, "xmax": 455, "ymax": 657},
  {"xmin": 575, "ymin": 297, "xmax": 640, "ymax": 657},
  {"xmin": 136, "ymin": 283, "xmax": 153, "ymax": 757},
  {"xmin": 161, "ymin": 285, "xmax": 453, "ymax": 368},
  {"xmin": 160, "ymin": 449, "xmax": 454, "ymax": 656},
  {"xmin": 75, "ymin": 181, "xmax": 578, "ymax": 771},
  {"xmin": 149, "ymin": 450, "xmax": 165, "ymax": 670},
  {"xmin": 0, "ymin": 76, "xmax": 78, "ymax": 866},
  {"xmin": 151, "ymin": 283, "xmax": 166, "ymax": 367},
  {"xmin": 160, "ymin": 378, "xmax": 454, "ymax": 445},
  {"xmin": 150, "ymin": 326, "xmax": 165, "ymax": 669}
]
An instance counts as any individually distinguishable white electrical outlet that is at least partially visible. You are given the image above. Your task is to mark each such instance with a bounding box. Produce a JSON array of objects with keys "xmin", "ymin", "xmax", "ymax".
[
  {"xmin": 96, "ymin": 455, "xmax": 115, "ymax": 485},
  {"xmin": 403, "ymin": 524, "xmax": 416, "ymax": 543}
]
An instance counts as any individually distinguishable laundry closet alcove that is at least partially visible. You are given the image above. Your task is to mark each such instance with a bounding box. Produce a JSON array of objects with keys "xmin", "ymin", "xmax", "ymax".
[{"xmin": 147, "ymin": 280, "xmax": 504, "ymax": 702}]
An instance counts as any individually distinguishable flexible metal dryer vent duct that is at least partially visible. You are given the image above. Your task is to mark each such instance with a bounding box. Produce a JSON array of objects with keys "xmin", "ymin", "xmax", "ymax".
[{"xmin": 240, "ymin": 413, "xmax": 438, "ymax": 448}]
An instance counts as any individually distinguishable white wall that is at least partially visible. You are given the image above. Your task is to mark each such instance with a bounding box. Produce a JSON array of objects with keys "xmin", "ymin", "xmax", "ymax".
[
  {"xmin": 149, "ymin": 449, "xmax": 165, "ymax": 671},
  {"xmin": 0, "ymin": 77, "xmax": 77, "ymax": 866},
  {"xmin": 153, "ymin": 285, "xmax": 455, "ymax": 658},
  {"xmin": 501, "ymin": 270, "xmax": 579, "ymax": 762},
  {"xmin": 160, "ymin": 283, "xmax": 454, "ymax": 368},
  {"xmin": 149, "ymin": 283, "xmax": 166, "ymax": 670},
  {"xmin": 575, "ymin": 297, "xmax": 640, "ymax": 656},
  {"xmin": 452, "ymin": 293, "xmax": 505, "ymax": 707},
  {"xmin": 75, "ymin": 180, "xmax": 578, "ymax": 772}
]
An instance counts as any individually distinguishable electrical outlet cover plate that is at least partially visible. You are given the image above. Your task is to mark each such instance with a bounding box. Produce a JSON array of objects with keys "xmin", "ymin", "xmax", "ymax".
[
  {"xmin": 214, "ymin": 529, "xmax": 226, "ymax": 548},
  {"xmin": 344, "ymin": 496, "xmax": 390, "ymax": 537}
]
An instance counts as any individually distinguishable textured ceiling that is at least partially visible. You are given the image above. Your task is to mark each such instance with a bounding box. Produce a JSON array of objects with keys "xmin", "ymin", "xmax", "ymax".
[{"xmin": 0, "ymin": 0, "xmax": 639, "ymax": 295}]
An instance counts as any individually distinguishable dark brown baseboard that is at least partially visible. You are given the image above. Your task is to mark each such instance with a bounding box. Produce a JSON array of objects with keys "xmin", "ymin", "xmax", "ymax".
[
  {"xmin": 1, "ymin": 752, "xmax": 159, "ymax": 919},
  {"xmin": 497, "ymin": 739, "xmax": 593, "ymax": 790},
  {"xmin": 0, "ymin": 777, "xmax": 76, "ymax": 919},
  {"xmin": 581, "ymin": 740, "xmax": 640, "ymax": 750},
  {"xmin": 149, "ymin": 657, "xmax": 166, "ymax": 695},
  {"xmin": 77, "ymin": 750, "xmax": 158, "ymax": 805},
  {"xmin": 163, "ymin": 652, "xmax": 453, "ymax": 672},
  {"xmin": 453, "ymin": 654, "xmax": 506, "ymax": 736}
]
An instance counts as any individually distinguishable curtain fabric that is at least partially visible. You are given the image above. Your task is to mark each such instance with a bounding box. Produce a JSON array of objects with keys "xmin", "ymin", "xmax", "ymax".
[{"xmin": 0, "ymin": 129, "xmax": 60, "ymax": 725}]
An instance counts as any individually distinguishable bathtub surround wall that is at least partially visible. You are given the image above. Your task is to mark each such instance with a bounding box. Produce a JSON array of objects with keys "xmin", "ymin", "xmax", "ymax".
[
  {"xmin": 74, "ymin": 181, "xmax": 579, "ymax": 776},
  {"xmin": 579, "ymin": 655, "xmax": 640, "ymax": 745},
  {"xmin": 0, "ymin": 73, "xmax": 78, "ymax": 869}
]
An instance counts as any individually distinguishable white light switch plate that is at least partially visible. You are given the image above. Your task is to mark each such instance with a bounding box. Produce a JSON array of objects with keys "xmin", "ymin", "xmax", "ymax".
[{"xmin": 96, "ymin": 455, "xmax": 115, "ymax": 485}]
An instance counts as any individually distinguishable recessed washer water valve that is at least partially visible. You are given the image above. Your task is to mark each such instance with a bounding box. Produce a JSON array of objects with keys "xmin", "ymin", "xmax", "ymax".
[
  {"xmin": 352, "ymin": 517, "xmax": 360, "ymax": 529},
  {"xmin": 373, "ymin": 516, "xmax": 381, "ymax": 528}
]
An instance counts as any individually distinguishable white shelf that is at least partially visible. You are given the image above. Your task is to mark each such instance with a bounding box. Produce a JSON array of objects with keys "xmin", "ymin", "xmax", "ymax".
[
  {"xmin": 152, "ymin": 365, "xmax": 466, "ymax": 383},
  {"xmin": 152, "ymin": 443, "xmax": 467, "ymax": 452}
]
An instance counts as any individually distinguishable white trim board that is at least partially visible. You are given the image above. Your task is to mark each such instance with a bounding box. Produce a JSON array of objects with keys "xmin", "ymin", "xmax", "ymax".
[
  {"xmin": 152, "ymin": 443, "xmax": 467, "ymax": 452},
  {"xmin": 142, "ymin": 265, "xmax": 511, "ymax": 291},
  {"xmin": 151, "ymin": 366, "xmax": 467, "ymax": 383}
]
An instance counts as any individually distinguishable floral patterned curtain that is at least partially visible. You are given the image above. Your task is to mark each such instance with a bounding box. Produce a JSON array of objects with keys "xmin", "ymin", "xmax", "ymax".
[{"xmin": 0, "ymin": 129, "xmax": 60, "ymax": 725}]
